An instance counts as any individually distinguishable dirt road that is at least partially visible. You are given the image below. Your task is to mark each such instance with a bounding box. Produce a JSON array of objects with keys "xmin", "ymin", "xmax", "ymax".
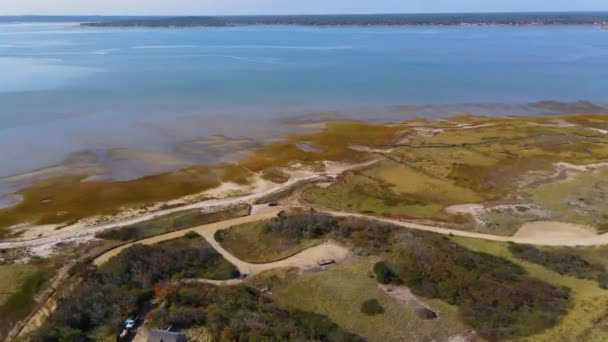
[
  {"xmin": 93, "ymin": 205, "xmax": 350, "ymax": 276},
  {"xmin": 325, "ymin": 210, "xmax": 608, "ymax": 247}
]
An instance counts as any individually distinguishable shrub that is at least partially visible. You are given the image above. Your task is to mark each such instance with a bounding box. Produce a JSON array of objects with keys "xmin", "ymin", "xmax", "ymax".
[
  {"xmin": 360, "ymin": 299, "xmax": 384, "ymax": 316},
  {"xmin": 598, "ymin": 273, "xmax": 608, "ymax": 290},
  {"xmin": 392, "ymin": 231, "xmax": 570, "ymax": 340},
  {"xmin": 151, "ymin": 283, "xmax": 365, "ymax": 340},
  {"xmin": 373, "ymin": 261, "xmax": 400, "ymax": 285},
  {"xmin": 509, "ymin": 244, "xmax": 606, "ymax": 287},
  {"xmin": 184, "ymin": 231, "xmax": 200, "ymax": 239},
  {"xmin": 264, "ymin": 210, "xmax": 338, "ymax": 240},
  {"xmin": 33, "ymin": 239, "xmax": 240, "ymax": 341}
]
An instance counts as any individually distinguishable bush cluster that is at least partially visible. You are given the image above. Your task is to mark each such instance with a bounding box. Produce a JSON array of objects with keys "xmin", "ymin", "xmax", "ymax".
[
  {"xmin": 509, "ymin": 243, "xmax": 608, "ymax": 288},
  {"xmin": 151, "ymin": 283, "xmax": 364, "ymax": 341},
  {"xmin": 360, "ymin": 299, "xmax": 384, "ymax": 316},
  {"xmin": 372, "ymin": 261, "xmax": 400, "ymax": 285},
  {"xmin": 34, "ymin": 239, "xmax": 239, "ymax": 341},
  {"xmin": 389, "ymin": 232, "xmax": 571, "ymax": 341},
  {"xmin": 264, "ymin": 211, "xmax": 396, "ymax": 255},
  {"xmin": 264, "ymin": 211, "xmax": 339, "ymax": 240}
]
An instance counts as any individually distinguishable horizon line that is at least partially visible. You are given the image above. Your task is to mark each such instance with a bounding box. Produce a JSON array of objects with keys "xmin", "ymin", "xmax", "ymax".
[{"xmin": 3, "ymin": 10, "xmax": 608, "ymax": 17}]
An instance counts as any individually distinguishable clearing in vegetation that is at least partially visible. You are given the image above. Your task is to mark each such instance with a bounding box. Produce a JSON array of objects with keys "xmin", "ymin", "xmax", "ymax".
[
  {"xmin": 270, "ymin": 260, "xmax": 470, "ymax": 341},
  {"xmin": 215, "ymin": 220, "xmax": 321, "ymax": 263},
  {"xmin": 217, "ymin": 212, "xmax": 398, "ymax": 263},
  {"xmin": 530, "ymin": 167, "xmax": 608, "ymax": 232}
]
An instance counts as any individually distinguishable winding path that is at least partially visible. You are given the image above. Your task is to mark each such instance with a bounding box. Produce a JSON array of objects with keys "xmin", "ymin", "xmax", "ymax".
[
  {"xmin": 93, "ymin": 205, "xmax": 350, "ymax": 277},
  {"xmin": 93, "ymin": 204, "xmax": 608, "ymax": 272}
]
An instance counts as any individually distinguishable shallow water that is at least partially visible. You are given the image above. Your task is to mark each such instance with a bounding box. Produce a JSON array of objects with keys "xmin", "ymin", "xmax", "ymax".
[{"xmin": 1, "ymin": 22, "xmax": 607, "ymax": 178}]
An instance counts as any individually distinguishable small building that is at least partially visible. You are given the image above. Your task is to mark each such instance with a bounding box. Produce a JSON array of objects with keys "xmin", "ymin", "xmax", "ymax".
[{"xmin": 147, "ymin": 330, "xmax": 187, "ymax": 342}]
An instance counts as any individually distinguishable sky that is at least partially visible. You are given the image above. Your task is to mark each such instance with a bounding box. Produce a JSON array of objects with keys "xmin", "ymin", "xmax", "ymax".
[{"xmin": 1, "ymin": 0, "xmax": 608, "ymax": 16}]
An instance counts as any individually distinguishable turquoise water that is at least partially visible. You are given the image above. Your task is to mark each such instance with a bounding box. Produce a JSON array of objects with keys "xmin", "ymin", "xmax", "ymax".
[{"xmin": 1, "ymin": 22, "xmax": 608, "ymax": 177}]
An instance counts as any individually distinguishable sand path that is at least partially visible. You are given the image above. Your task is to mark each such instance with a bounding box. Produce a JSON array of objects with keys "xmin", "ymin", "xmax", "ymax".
[
  {"xmin": 93, "ymin": 205, "xmax": 350, "ymax": 277},
  {"xmin": 325, "ymin": 210, "xmax": 607, "ymax": 246},
  {"xmin": 0, "ymin": 160, "xmax": 380, "ymax": 255},
  {"xmin": 93, "ymin": 205, "xmax": 608, "ymax": 271}
]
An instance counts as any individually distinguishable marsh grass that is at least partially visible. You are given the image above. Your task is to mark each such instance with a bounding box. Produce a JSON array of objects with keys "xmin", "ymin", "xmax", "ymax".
[
  {"xmin": 3, "ymin": 115, "xmax": 608, "ymax": 234},
  {"xmin": 0, "ymin": 164, "xmax": 252, "ymax": 232}
]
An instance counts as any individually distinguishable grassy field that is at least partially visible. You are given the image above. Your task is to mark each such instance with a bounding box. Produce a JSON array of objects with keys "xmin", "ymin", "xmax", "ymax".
[
  {"xmin": 530, "ymin": 167, "xmax": 608, "ymax": 232},
  {"xmin": 0, "ymin": 264, "xmax": 47, "ymax": 339},
  {"xmin": 271, "ymin": 260, "xmax": 471, "ymax": 342},
  {"xmin": 362, "ymin": 160, "xmax": 481, "ymax": 204},
  {"xmin": 216, "ymin": 220, "xmax": 321, "ymax": 263},
  {"xmin": 453, "ymin": 237, "xmax": 608, "ymax": 341},
  {"xmin": 303, "ymin": 173, "xmax": 449, "ymax": 219}
]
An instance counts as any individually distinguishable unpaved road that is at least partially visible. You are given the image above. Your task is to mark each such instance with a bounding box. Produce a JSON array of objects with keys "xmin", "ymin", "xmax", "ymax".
[
  {"xmin": 94, "ymin": 205, "xmax": 608, "ymax": 271},
  {"xmin": 93, "ymin": 205, "xmax": 350, "ymax": 277},
  {"xmin": 0, "ymin": 160, "xmax": 379, "ymax": 256},
  {"xmin": 326, "ymin": 210, "xmax": 608, "ymax": 247}
]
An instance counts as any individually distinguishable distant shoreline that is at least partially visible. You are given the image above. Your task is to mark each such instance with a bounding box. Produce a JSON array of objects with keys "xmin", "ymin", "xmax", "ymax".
[
  {"xmin": 2, "ymin": 13, "xmax": 607, "ymax": 28},
  {"xmin": 78, "ymin": 13, "xmax": 608, "ymax": 28}
]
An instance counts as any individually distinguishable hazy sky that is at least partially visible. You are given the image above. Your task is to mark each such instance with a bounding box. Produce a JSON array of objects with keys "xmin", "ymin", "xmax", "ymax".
[{"xmin": 2, "ymin": 0, "xmax": 608, "ymax": 15}]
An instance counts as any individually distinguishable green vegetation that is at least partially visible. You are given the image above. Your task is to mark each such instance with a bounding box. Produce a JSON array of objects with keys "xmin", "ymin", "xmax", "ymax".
[
  {"xmin": 388, "ymin": 231, "xmax": 570, "ymax": 341},
  {"xmin": 363, "ymin": 161, "xmax": 481, "ymax": 204},
  {"xmin": 218, "ymin": 212, "xmax": 397, "ymax": 263},
  {"xmin": 215, "ymin": 220, "xmax": 320, "ymax": 263},
  {"xmin": 263, "ymin": 210, "xmax": 339, "ymax": 240},
  {"xmin": 272, "ymin": 261, "xmax": 470, "ymax": 341},
  {"xmin": 96, "ymin": 204, "xmax": 250, "ymax": 241},
  {"xmin": 3, "ymin": 114, "xmax": 608, "ymax": 236},
  {"xmin": 303, "ymin": 173, "xmax": 448, "ymax": 219},
  {"xmin": 0, "ymin": 264, "xmax": 48, "ymax": 339},
  {"xmin": 149, "ymin": 282, "xmax": 363, "ymax": 341},
  {"xmin": 34, "ymin": 236, "xmax": 239, "ymax": 341},
  {"xmin": 531, "ymin": 167, "xmax": 608, "ymax": 231},
  {"xmin": 454, "ymin": 237, "xmax": 608, "ymax": 341},
  {"xmin": 509, "ymin": 243, "xmax": 608, "ymax": 289},
  {"xmin": 360, "ymin": 299, "xmax": 384, "ymax": 316},
  {"xmin": 372, "ymin": 261, "xmax": 400, "ymax": 285},
  {"xmin": 304, "ymin": 115, "xmax": 608, "ymax": 232}
]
